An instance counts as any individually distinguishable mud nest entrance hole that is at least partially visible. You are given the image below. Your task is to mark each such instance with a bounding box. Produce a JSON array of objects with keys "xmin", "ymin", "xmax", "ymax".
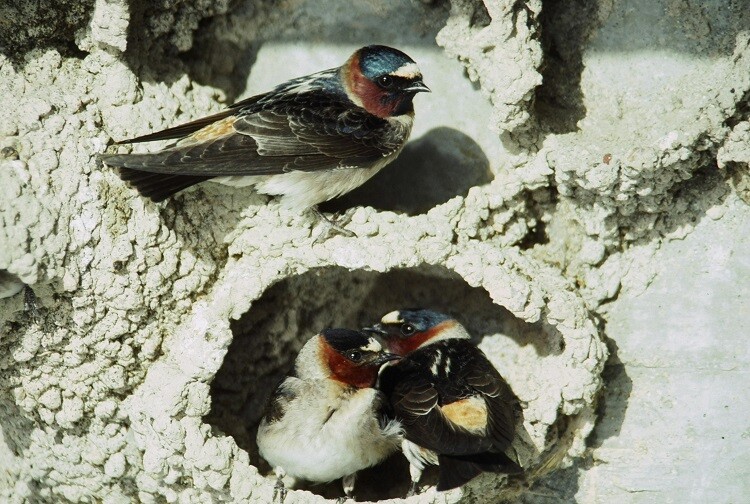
[{"xmin": 205, "ymin": 265, "xmax": 555, "ymax": 500}]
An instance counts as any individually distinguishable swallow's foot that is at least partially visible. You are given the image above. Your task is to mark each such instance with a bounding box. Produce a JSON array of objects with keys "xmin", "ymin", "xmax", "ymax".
[
  {"xmin": 311, "ymin": 207, "xmax": 356, "ymax": 242},
  {"xmin": 341, "ymin": 473, "xmax": 356, "ymax": 500},
  {"xmin": 406, "ymin": 480, "xmax": 420, "ymax": 497},
  {"xmin": 273, "ymin": 475, "xmax": 287, "ymax": 503}
]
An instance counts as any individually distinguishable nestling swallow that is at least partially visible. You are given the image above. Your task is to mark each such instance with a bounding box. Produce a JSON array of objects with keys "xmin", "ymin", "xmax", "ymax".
[
  {"xmin": 256, "ymin": 328, "xmax": 403, "ymax": 499},
  {"xmin": 367, "ymin": 309, "xmax": 524, "ymax": 494},
  {"xmin": 101, "ymin": 45, "xmax": 429, "ymax": 215}
]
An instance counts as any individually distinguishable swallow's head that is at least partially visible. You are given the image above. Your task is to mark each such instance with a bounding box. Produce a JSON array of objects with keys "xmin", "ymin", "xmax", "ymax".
[
  {"xmin": 364, "ymin": 309, "xmax": 470, "ymax": 356},
  {"xmin": 342, "ymin": 45, "xmax": 430, "ymax": 118},
  {"xmin": 297, "ymin": 328, "xmax": 400, "ymax": 388}
]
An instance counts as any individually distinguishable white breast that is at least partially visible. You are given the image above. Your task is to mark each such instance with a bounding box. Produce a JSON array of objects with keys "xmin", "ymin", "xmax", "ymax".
[
  {"xmin": 211, "ymin": 159, "xmax": 390, "ymax": 211},
  {"xmin": 256, "ymin": 381, "xmax": 402, "ymax": 484},
  {"xmin": 254, "ymin": 160, "xmax": 390, "ymax": 212}
]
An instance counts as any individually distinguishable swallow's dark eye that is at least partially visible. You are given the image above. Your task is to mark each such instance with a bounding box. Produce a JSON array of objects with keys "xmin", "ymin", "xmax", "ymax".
[
  {"xmin": 347, "ymin": 351, "xmax": 362, "ymax": 362},
  {"xmin": 378, "ymin": 75, "xmax": 394, "ymax": 88},
  {"xmin": 401, "ymin": 324, "xmax": 415, "ymax": 336}
]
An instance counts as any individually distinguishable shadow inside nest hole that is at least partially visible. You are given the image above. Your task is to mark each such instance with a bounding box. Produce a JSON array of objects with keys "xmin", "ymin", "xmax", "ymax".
[{"xmin": 205, "ymin": 264, "xmax": 564, "ymax": 501}]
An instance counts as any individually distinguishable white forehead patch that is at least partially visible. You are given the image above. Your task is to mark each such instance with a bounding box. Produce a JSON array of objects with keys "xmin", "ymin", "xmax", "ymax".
[
  {"xmin": 390, "ymin": 62, "xmax": 421, "ymax": 79},
  {"xmin": 380, "ymin": 311, "xmax": 403, "ymax": 324},
  {"xmin": 362, "ymin": 337, "xmax": 382, "ymax": 352}
]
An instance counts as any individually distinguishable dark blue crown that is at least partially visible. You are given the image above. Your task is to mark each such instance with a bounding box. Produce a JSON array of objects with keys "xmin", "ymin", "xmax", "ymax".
[
  {"xmin": 397, "ymin": 309, "xmax": 453, "ymax": 331},
  {"xmin": 358, "ymin": 45, "xmax": 415, "ymax": 80}
]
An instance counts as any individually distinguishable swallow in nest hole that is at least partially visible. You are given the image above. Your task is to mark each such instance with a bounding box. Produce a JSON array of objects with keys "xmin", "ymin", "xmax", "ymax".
[
  {"xmin": 366, "ymin": 308, "xmax": 527, "ymax": 495},
  {"xmin": 256, "ymin": 328, "xmax": 403, "ymax": 500}
]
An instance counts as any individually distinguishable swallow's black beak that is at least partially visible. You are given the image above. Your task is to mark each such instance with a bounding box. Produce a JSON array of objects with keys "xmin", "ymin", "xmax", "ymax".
[
  {"xmin": 404, "ymin": 81, "xmax": 430, "ymax": 93},
  {"xmin": 371, "ymin": 352, "xmax": 401, "ymax": 366},
  {"xmin": 362, "ymin": 324, "xmax": 388, "ymax": 336}
]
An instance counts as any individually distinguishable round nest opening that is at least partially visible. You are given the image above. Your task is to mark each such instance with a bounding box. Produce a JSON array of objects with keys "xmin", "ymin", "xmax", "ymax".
[{"xmin": 205, "ymin": 264, "xmax": 574, "ymax": 501}]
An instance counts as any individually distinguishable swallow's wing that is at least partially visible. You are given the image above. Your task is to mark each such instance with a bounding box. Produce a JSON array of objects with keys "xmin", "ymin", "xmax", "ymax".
[
  {"xmin": 261, "ymin": 377, "xmax": 300, "ymax": 425},
  {"xmin": 455, "ymin": 350, "xmax": 518, "ymax": 451},
  {"xmin": 387, "ymin": 370, "xmax": 495, "ymax": 457},
  {"xmin": 101, "ymin": 94, "xmax": 409, "ymax": 177},
  {"xmin": 385, "ymin": 345, "xmax": 517, "ymax": 457},
  {"xmin": 113, "ymin": 68, "xmax": 337, "ymax": 144},
  {"xmin": 230, "ymin": 104, "xmax": 406, "ymax": 173}
]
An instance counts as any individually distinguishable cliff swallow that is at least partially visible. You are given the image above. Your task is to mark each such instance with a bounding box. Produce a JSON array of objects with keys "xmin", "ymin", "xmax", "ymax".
[
  {"xmin": 256, "ymin": 328, "xmax": 403, "ymax": 499},
  {"xmin": 367, "ymin": 309, "xmax": 523, "ymax": 494},
  {"xmin": 101, "ymin": 45, "xmax": 429, "ymax": 219}
]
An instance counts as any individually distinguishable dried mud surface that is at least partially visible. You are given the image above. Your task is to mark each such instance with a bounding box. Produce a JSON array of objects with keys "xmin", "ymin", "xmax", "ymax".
[{"xmin": 0, "ymin": 0, "xmax": 747, "ymax": 502}]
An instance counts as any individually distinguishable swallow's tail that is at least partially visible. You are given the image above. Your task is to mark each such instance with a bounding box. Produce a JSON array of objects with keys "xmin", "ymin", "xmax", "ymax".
[
  {"xmin": 117, "ymin": 167, "xmax": 212, "ymax": 202},
  {"xmin": 436, "ymin": 452, "xmax": 523, "ymax": 491},
  {"xmin": 101, "ymin": 152, "xmax": 214, "ymax": 202},
  {"xmin": 101, "ymin": 152, "xmax": 213, "ymax": 202},
  {"xmin": 436, "ymin": 454, "xmax": 483, "ymax": 491}
]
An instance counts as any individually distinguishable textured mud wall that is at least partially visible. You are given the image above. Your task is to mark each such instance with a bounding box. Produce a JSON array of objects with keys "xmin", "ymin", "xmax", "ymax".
[{"xmin": 0, "ymin": 0, "xmax": 748, "ymax": 502}]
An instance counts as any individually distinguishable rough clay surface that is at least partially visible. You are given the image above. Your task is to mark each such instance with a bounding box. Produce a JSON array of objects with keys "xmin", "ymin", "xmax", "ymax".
[{"xmin": 0, "ymin": 0, "xmax": 747, "ymax": 503}]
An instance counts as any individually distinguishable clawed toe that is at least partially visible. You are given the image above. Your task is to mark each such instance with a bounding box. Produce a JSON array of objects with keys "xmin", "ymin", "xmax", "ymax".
[
  {"xmin": 272, "ymin": 475, "xmax": 287, "ymax": 503},
  {"xmin": 406, "ymin": 480, "xmax": 420, "ymax": 497},
  {"xmin": 311, "ymin": 207, "xmax": 357, "ymax": 242}
]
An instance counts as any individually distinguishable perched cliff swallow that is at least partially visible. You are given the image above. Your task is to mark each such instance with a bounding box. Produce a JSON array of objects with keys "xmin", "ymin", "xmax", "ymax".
[
  {"xmin": 101, "ymin": 45, "xmax": 429, "ymax": 218},
  {"xmin": 367, "ymin": 309, "xmax": 523, "ymax": 494},
  {"xmin": 256, "ymin": 328, "xmax": 403, "ymax": 499}
]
